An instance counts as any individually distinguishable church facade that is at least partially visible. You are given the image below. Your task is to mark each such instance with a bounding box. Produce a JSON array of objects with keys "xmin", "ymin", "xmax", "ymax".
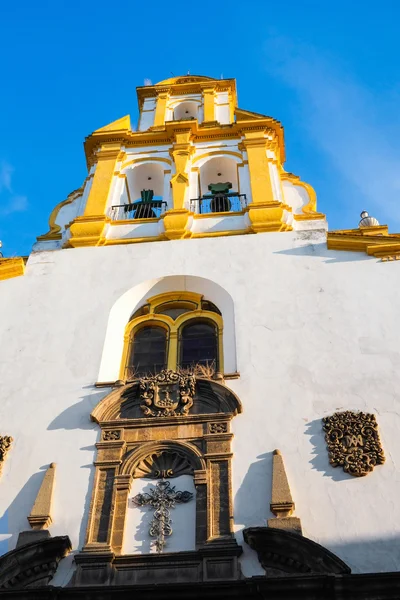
[{"xmin": 0, "ymin": 75, "xmax": 400, "ymax": 598}]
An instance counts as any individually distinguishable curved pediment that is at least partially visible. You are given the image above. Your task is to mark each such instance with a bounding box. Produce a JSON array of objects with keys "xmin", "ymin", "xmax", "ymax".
[
  {"xmin": 91, "ymin": 372, "xmax": 242, "ymax": 423},
  {"xmin": 243, "ymin": 528, "xmax": 350, "ymax": 576}
]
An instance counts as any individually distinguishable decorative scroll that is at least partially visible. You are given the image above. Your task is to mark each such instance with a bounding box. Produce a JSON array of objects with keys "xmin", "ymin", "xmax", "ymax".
[
  {"xmin": 0, "ymin": 436, "xmax": 13, "ymax": 476},
  {"xmin": 323, "ymin": 411, "xmax": 385, "ymax": 477},
  {"xmin": 139, "ymin": 370, "xmax": 196, "ymax": 417},
  {"xmin": 134, "ymin": 451, "xmax": 194, "ymax": 479},
  {"xmin": 132, "ymin": 480, "xmax": 193, "ymax": 552}
]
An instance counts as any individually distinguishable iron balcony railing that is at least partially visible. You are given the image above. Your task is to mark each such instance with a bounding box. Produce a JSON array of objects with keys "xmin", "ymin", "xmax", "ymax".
[
  {"xmin": 189, "ymin": 192, "xmax": 247, "ymax": 215},
  {"xmin": 109, "ymin": 201, "xmax": 167, "ymax": 221}
]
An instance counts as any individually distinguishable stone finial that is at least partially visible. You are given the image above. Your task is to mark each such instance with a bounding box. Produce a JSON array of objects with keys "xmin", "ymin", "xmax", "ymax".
[
  {"xmin": 27, "ymin": 463, "xmax": 56, "ymax": 530},
  {"xmin": 268, "ymin": 450, "xmax": 302, "ymax": 534},
  {"xmin": 359, "ymin": 210, "xmax": 380, "ymax": 228}
]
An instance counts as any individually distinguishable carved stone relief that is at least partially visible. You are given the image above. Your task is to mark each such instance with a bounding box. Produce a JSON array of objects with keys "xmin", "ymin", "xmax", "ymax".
[
  {"xmin": 323, "ymin": 411, "xmax": 385, "ymax": 477},
  {"xmin": 134, "ymin": 450, "xmax": 194, "ymax": 479},
  {"xmin": 209, "ymin": 422, "xmax": 228, "ymax": 434},
  {"xmin": 0, "ymin": 436, "xmax": 13, "ymax": 476},
  {"xmin": 139, "ymin": 370, "xmax": 196, "ymax": 417},
  {"xmin": 103, "ymin": 430, "xmax": 121, "ymax": 441},
  {"xmin": 71, "ymin": 377, "xmax": 243, "ymax": 586}
]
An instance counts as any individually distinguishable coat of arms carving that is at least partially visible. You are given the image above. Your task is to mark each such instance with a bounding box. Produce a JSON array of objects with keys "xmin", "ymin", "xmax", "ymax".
[
  {"xmin": 323, "ymin": 411, "xmax": 385, "ymax": 477},
  {"xmin": 139, "ymin": 370, "xmax": 196, "ymax": 417}
]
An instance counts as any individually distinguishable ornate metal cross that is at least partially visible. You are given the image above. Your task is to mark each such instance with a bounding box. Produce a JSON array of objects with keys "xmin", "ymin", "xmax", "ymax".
[{"xmin": 132, "ymin": 480, "xmax": 193, "ymax": 553}]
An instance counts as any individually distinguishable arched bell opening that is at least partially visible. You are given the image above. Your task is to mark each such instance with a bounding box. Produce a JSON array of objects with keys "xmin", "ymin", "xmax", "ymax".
[
  {"xmin": 120, "ymin": 162, "xmax": 166, "ymax": 220},
  {"xmin": 173, "ymin": 100, "xmax": 199, "ymax": 121},
  {"xmin": 198, "ymin": 156, "xmax": 241, "ymax": 214}
]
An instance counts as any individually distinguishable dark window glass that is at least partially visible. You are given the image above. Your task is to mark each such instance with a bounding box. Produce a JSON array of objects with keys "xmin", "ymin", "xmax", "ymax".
[
  {"xmin": 127, "ymin": 326, "xmax": 167, "ymax": 377},
  {"xmin": 155, "ymin": 301, "xmax": 197, "ymax": 320},
  {"xmin": 180, "ymin": 321, "xmax": 218, "ymax": 369}
]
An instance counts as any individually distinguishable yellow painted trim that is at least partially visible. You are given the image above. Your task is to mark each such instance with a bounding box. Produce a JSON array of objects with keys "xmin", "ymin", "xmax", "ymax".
[
  {"xmin": 327, "ymin": 226, "xmax": 400, "ymax": 258},
  {"xmin": 192, "ymin": 228, "xmax": 250, "ymax": 238},
  {"xmin": 37, "ymin": 186, "xmax": 84, "ymax": 241},
  {"xmin": 120, "ymin": 316, "xmax": 172, "ymax": 379},
  {"xmin": 103, "ymin": 236, "xmax": 164, "ymax": 246},
  {"xmin": 120, "ymin": 156, "xmax": 172, "ymax": 170},
  {"xmin": 84, "ymin": 146, "xmax": 121, "ymax": 216},
  {"xmin": 147, "ymin": 291, "xmax": 203, "ymax": 311},
  {"xmin": 154, "ymin": 93, "xmax": 169, "ymax": 127},
  {"xmin": 0, "ymin": 257, "xmax": 25, "ymax": 281},
  {"xmin": 203, "ymin": 87, "xmax": 216, "ymax": 122},
  {"xmin": 119, "ymin": 293, "xmax": 224, "ymax": 378},
  {"xmin": 94, "ymin": 115, "xmax": 131, "ymax": 133},
  {"xmin": 242, "ymin": 133, "xmax": 275, "ymax": 205},
  {"xmin": 193, "ymin": 211, "xmax": 245, "ymax": 219},
  {"xmin": 280, "ymin": 171, "xmax": 325, "ymax": 219},
  {"xmin": 168, "ymin": 98, "xmax": 202, "ymax": 107},
  {"xmin": 154, "ymin": 76, "xmax": 217, "ymax": 86},
  {"xmin": 110, "ymin": 217, "xmax": 160, "ymax": 225},
  {"xmin": 192, "ymin": 150, "xmax": 243, "ymax": 165}
]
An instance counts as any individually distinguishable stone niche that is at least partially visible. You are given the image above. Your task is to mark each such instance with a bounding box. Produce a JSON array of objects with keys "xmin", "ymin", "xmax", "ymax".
[{"xmin": 70, "ymin": 371, "xmax": 242, "ymax": 586}]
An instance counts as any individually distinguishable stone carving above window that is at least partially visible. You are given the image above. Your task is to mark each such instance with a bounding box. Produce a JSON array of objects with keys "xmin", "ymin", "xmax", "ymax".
[
  {"xmin": 0, "ymin": 435, "xmax": 13, "ymax": 476},
  {"xmin": 323, "ymin": 411, "xmax": 385, "ymax": 477},
  {"xmin": 139, "ymin": 370, "xmax": 196, "ymax": 417},
  {"xmin": 134, "ymin": 450, "xmax": 194, "ymax": 479}
]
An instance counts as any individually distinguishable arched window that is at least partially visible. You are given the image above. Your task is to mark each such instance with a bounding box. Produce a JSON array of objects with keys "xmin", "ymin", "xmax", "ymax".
[
  {"xmin": 179, "ymin": 320, "xmax": 218, "ymax": 370},
  {"xmin": 121, "ymin": 292, "xmax": 223, "ymax": 380},
  {"xmin": 127, "ymin": 325, "xmax": 167, "ymax": 378}
]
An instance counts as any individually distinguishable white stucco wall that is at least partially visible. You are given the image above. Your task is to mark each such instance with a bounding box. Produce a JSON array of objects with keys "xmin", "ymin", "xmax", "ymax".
[
  {"xmin": 1, "ymin": 230, "xmax": 400, "ymax": 583},
  {"xmin": 138, "ymin": 98, "xmax": 156, "ymax": 131}
]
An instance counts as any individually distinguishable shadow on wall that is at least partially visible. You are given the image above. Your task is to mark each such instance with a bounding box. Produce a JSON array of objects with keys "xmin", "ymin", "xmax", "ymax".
[
  {"xmin": 234, "ymin": 453, "xmax": 272, "ymax": 529},
  {"xmin": 326, "ymin": 537, "xmax": 400, "ymax": 574},
  {"xmin": 78, "ymin": 452, "xmax": 97, "ymax": 550},
  {"xmin": 305, "ymin": 419, "xmax": 354, "ymax": 482},
  {"xmin": 47, "ymin": 388, "xmax": 109, "ymax": 431},
  {"xmin": 233, "ymin": 453, "xmax": 273, "ymax": 577},
  {"xmin": 273, "ymin": 242, "xmax": 372, "ymax": 264},
  {"xmin": 0, "ymin": 468, "xmax": 47, "ymax": 554},
  {"xmin": 234, "ymin": 452, "xmax": 273, "ymax": 528}
]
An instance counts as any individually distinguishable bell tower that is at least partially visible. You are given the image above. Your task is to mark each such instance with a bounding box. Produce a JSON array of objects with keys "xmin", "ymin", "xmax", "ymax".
[{"xmin": 35, "ymin": 74, "xmax": 325, "ymax": 252}]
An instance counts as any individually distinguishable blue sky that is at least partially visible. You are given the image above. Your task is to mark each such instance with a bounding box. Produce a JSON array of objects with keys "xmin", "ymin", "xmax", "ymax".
[{"xmin": 1, "ymin": 0, "xmax": 400, "ymax": 256}]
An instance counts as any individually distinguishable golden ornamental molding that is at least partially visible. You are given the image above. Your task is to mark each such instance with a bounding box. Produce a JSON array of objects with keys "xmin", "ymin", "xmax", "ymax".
[
  {"xmin": 84, "ymin": 115, "xmax": 284, "ymax": 164},
  {"xmin": 37, "ymin": 186, "xmax": 84, "ymax": 242},
  {"xmin": 280, "ymin": 171, "xmax": 325, "ymax": 219},
  {"xmin": 0, "ymin": 436, "xmax": 13, "ymax": 476},
  {"xmin": 327, "ymin": 226, "xmax": 400, "ymax": 258},
  {"xmin": 323, "ymin": 411, "xmax": 385, "ymax": 477}
]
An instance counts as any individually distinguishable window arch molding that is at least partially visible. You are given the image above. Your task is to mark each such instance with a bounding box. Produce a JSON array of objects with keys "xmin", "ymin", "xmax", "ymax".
[
  {"xmin": 119, "ymin": 292, "xmax": 223, "ymax": 380},
  {"xmin": 97, "ymin": 275, "xmax": 238, "ymax": 383}
]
